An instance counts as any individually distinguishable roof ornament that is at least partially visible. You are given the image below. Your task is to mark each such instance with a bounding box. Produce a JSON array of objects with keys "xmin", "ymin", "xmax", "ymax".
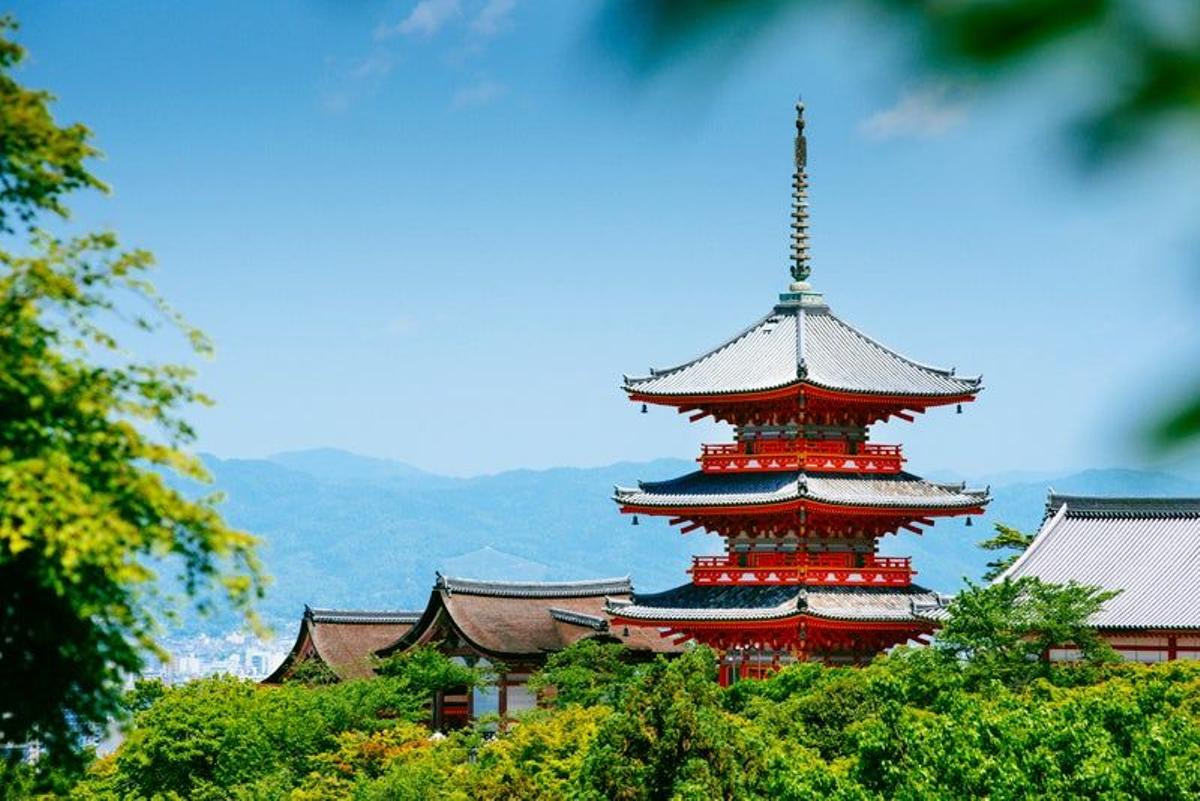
[{"xmin": 790, "ymin": 100, "xmax": 811, "ymax": 283}]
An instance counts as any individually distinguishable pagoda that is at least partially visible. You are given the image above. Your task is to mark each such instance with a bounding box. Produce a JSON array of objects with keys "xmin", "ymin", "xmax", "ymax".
[{"xmin": 607, "ymin": 103, "xmax": 989, "ymax": 682}]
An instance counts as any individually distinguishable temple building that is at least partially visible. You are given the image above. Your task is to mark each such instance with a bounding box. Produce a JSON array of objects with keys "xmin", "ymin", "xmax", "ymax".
[
  {"xmin": 1001, "ymin": 493, "xmax": 1200, "ymax": 663},
  {"xmin": 265, "ymin": 607, "xmax": 421, "ymax": 683},
  {"xmin": 375, "ymin": 575, "xmax": 676, "ymax": 727},
  {"xmin": 607, "ymin": 103, "xmax": 990, "ymax": 681}
]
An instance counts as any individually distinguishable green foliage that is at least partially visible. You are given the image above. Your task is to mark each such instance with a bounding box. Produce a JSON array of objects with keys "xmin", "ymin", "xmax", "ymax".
[
  {"xmin": 609, "ymin": 0, "xmax": 1200, "ymax": 161},
  {"xmin": 0, "ymin": 19, "xmax": 262, "ymax": 752},
  {"xmin": 528, "ymin": 639, "xmax": 642, "ymax": 708},
  {"xmin": 53, "ymin": 643, "xmax": 1200, "ymax": 800},
  {"xmin": 980, "ymin": 522, "xmax": 1036, "ymax": 580},
  {"xmin": 937, "ymin": 577, "xmax": 1120, "ymax": 687},
  {"xmin": 0, "ymin": 17, "xmax": 106, "ymax": 233},
  {"xmin": 284, "ymin": 658, "xmax": 341, "ymax": 687},
  {"xmin": 577, "ymin": 647, "xmax": 768, "ymax": 800},
  {"xmin": 375, "ymin": 644, "xmax": 492, "ymax": 696}
]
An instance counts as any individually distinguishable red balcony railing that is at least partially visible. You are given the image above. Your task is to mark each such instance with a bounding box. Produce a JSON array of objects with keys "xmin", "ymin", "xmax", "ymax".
[
  {"xmin": 689, "ymin": 552, "xmax": 914, "ymax": 586},
  {"xmin": 698, "ymin": 440, "xmax": 904, "ymax": 474}
]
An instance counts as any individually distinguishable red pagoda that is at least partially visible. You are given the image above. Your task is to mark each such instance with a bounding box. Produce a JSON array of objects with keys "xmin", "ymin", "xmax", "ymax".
[{"xmin": 607, "ymin": 103, "xmax": 989, "ymax": 682}]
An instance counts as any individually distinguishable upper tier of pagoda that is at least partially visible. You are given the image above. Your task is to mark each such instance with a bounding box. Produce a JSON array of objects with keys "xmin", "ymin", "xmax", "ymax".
[{"xmin": 624, "ymin": 287, "xmax": 981, "ymax": 427}]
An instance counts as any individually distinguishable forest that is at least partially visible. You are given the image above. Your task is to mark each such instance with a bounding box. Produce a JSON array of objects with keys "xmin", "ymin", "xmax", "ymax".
[{"xmin": 5, "ymin": 577, "xmax": 1199, "ymax": 800}]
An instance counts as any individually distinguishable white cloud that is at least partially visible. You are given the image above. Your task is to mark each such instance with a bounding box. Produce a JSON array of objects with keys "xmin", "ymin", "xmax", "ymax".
[
  {"xmin": 860, "ymin": 84, "xmax": 971, "ymax": 141},
  {"xmin": 471, "ymin": 0, "xmax": 517, "ymax": 37},
  {"xmin": 378, "ymin": 0, "xmax": 462, "ymax": 39},
  {"xmin": 452, "ymin": 77, "xmax": 506, "ymax": 109}
]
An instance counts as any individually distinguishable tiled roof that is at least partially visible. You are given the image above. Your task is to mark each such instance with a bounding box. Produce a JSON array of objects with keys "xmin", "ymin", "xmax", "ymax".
[
  {"xmin": 1045, "ymin": 494, "xmax": 1200, "ymax": 519},
  {"xmin": 608, "ymin": 582, "xmax": 944, "ymax": 624},
  {"xmin": 307, "ymin": 608, "xmax": 422, "ymax": 625},
  {"xmin": 1001, "ymin": 494, "xmax": 1200, "ymax": 630},
  {"xmin": 548, "ymin": 608, "xmax": 609, "ymax": 631},
  {"xmin": 264, "ymin": 607, "xmax": 421, "ymax": 683},
  {"xmin": 378, "ymin": 576, "xmax": 680, "ymax": 659},
  {"xmin": 615, "ymin": 470, "xmax": 988, "ymax": 509},
  {"xmin": 624, "ymin": 301, "xmax": 981, "ymax": 398},
  {"xmin": 434, "ymin": 574, "xmax": 633, "ymax": 598}
]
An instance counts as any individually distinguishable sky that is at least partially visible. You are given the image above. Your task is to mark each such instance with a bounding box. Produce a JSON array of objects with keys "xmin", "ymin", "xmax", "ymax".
[{"xmin": 8, "ymin": 0, "xmax": 1200, "ymax": 479}]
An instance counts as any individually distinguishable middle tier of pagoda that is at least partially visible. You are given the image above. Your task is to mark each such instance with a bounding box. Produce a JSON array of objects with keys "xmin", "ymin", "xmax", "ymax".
[{"xmin": 616, "ymin": 468, "xmax": 986, "ymax": 540}]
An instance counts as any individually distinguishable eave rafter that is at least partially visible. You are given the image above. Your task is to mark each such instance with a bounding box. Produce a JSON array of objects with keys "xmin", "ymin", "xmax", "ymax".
[{"xmin": 629, "ymin": 384, "xmax": 977, "ymax": 427}]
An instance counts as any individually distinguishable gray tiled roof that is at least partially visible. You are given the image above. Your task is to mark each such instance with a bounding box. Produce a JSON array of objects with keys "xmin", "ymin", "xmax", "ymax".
[
  {"xmin": 305, "ymin": 607, "xmax": 422, "ymax": 625},
  {"xmin": 434, "ymin": 574, "xmax": 633, "ymax": 598},
  {"xmin": 1000, "ymin": 494, "xmax": 1200, "ymax": 630},
  {"xmin": 615, "ymin": 470, "xmax": 988, "ymax": 509},
  {"xmin": 607, "ymin": 582, "xmax": 944, "ymax": 623},
  {"xmin": 548, "ymin": 608, "xmax": 610, "ymax": 631},
  {"xmin": 624, "ymin": 301, "xmax": 981, "ymax": 398}
]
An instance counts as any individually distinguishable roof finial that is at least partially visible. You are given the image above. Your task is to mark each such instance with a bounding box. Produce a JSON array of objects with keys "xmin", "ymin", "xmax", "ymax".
[{"xmin": 790, "ymin": 100, "xmax": 811, "ymax": 283}]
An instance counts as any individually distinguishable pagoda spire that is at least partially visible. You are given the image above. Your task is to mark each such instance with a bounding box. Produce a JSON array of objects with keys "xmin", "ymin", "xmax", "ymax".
[{"xmin": 790, "ymin": 100, "xmax": 811, "ymax": 283}]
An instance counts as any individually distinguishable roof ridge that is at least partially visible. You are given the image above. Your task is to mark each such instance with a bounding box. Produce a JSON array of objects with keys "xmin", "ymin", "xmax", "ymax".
[
  {"xmin": 436, "ymin": 573, "xmax": 633, "ymax": 598},
  {"xmin": 1047, "ymin": 493, "xmax": 1200, "ymax": 518},
  {"xmin": 306, "ymin": 608, "xmax": 423, "ymax": 624},
  {"xmin": 548, "ymin": 607, "xmax": 609, "ymax": 631}
]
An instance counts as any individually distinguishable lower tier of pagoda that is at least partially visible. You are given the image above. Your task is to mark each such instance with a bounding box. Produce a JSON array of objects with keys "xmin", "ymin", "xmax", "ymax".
[
  {"xmin": 607, "ymin": 583, "xmax": 940, "ymax": 674},
  {"xmin": 615, "ymin": 470, "xmax": 987, "ymax": 538}
]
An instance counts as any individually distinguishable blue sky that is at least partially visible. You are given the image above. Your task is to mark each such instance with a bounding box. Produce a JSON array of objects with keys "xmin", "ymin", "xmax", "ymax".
[{"xmin": 9, "ymin": 0, "xmax": 1200, "ymax": 478}]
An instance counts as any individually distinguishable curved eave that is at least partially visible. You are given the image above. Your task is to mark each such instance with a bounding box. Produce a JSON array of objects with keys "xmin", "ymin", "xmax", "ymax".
[
  {"xmin": 626, "ymin": 381, "xmax": 981, "ymax": 407},
  {"xmin": 608, "ymin": 610, "xmax": 936, "ymax": 628},
  {"xmin": 262, "ymin": 615, "xmax": 316, "ymax": 684},
  {"xmin": 613, "ymin": 494, "xmax": 989, "ymax": 516}
]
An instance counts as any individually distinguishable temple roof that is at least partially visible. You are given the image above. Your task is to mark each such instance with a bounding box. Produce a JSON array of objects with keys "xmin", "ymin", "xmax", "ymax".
[
  {"xmin": 379, "ymin": 575, "xmax": 676, "ymax": 659},
  {"xmin": 307, "ymin": 609, "xmax": 422, "ymax": 625},
  {"xmin": 263, "ymin": 606, "xmax": 421, "ymax": 683},
  {"xmin": 624, "ymin": 301, "xmax": 981, "ymax": 399},
  {"xmin": 1000, "ymin": 493, "xmax": 1200, "ymax": 630},
  {"xmin": 608, "ymin": 582, "xmax": 945, "ymax": 624},
  {"xmin": 435, "ymin": 574, "xmax": 633, "ymax": 598},
  {"xmin": 615, "ymin": 470, "xmax": 988, "ymax": 510}
]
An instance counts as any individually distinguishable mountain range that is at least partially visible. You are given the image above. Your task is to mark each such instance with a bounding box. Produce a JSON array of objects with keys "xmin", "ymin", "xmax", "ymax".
[{"xmin": 187, "ymin": 449, "xmax": 1200, "ymax": 634}]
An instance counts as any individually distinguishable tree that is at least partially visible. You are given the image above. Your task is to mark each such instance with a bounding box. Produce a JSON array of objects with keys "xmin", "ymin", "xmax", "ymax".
[
  {"xmin": 936, "ymin": 577, "xmax": 1119, "ymax": 687},
  {"xmin": 528, "ymin": 639, "xmax": 642, "ymax": 708},
  {"xmin": 979, "ymin": 522, "xmax": 1036, "ymax": 580},
  {"xmin": 0, "ymin": 18, "xmax": 262, "ymax": 753},
  {"xmin": 0, "ymin": 17, "xmax": 105, "ymax": 234},
  {"xmin": 577, "ymin": 648, "xmax": 768, "ymax": 800}
]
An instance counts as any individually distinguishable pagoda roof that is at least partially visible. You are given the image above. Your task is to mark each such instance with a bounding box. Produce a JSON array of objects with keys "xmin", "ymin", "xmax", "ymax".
[
  {"xmin": 624, "ymin": 299, "xmax": 981, "ymax": 399},
  {"xmin": 608, "ymin": 582, "xmax": 946, "ymax": 624},
  {"xmin": 263, "ymin": 605, "xmax": 422, "ymax": 683},
  {"xmin": 999, "ymin": 493, "xmax": 1200, "ymax": 630},
  {"xmin": 615, "ymin": 470, "xmax": 988, "ymax": 510}
]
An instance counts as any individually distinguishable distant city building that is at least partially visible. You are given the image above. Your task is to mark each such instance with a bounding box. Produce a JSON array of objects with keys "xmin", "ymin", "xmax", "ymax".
[
  {"xmin": 607, "ymin": 103, "xmax": 989, "ymax": 682},
  {"xmin": 1001, "ymin": 493, "xmax": 1200, "ymax": 662}
]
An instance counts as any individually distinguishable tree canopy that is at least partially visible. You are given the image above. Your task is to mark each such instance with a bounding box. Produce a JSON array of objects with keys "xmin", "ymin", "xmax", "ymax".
[{"xmin": 0, "ymin": 17, "xmax": 261, "ymax": 753}]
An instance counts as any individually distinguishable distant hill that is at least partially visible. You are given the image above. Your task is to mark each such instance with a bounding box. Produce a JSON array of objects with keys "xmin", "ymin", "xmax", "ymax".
[
  {"xmin": 267, "ymin": 447, "xmax": 453, "ymax": 488},
  {"xmin": 188, "ymin": 452, "xmax": 1200, "ymax": 634}
]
